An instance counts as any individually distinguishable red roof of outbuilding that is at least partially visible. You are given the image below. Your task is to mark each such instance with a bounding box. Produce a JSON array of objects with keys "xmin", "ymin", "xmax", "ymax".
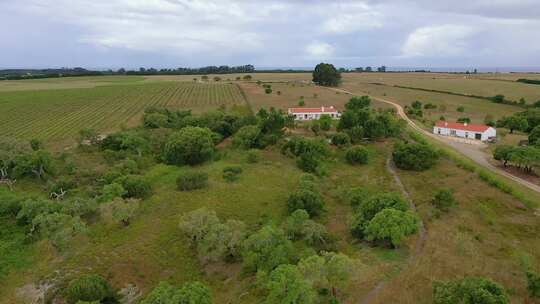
[
  {"xmin": 435, "ymin": 121, "xmax": 491, "ymax": 132},
  {"xmin": 288, "ymin": 106, "xmax": 338, "ymax": 113}
]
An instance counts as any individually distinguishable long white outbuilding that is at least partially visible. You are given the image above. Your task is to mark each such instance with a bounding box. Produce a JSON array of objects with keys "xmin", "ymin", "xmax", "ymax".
[
  {"xmin": 433, "ymin": 121, "xmax": 496, "ymax": 141},
  {"xmin": 288, "ymin": 106, "xmax": 341, "ymax": 121}
]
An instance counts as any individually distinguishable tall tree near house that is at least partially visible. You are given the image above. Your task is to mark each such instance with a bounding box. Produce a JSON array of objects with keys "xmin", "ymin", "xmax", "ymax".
[{"xmin": 312, "ymin": 63, "xmax": 341, "ymax": 87}]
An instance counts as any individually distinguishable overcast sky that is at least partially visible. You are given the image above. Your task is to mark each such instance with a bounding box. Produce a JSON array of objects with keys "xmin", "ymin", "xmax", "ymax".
[{"xmin": 1, "ymin": 0, "xmax": 539, "ymax": 69}]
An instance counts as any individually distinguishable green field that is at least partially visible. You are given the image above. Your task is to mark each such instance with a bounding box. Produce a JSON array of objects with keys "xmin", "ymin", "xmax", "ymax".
[{"xmin": 0, "ymin": 82, "xmax": 246, "ymax": 141}]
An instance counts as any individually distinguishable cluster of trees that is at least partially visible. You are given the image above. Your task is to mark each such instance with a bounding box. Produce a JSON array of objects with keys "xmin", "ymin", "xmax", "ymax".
[
  {"xmin": 497, "ymin": 108, "xmax": 540, "ymax": 134},
  {"xmin": 354, "ymin": 66, "xmax": 387, "ymax": 72},
  {"xmin": 232, "ymin": 108, "xmax": 291, "ymax": 149},
  {"xmin": 178, "ymin": 203, "xmax": 352, "ymax": 303},
  {"xmin": 0, "ymin": 137, "xmax": 54, "ymax": 183},
  {"xmin": 281, "ymin": 136, "xmax": 330, "ymax": 175},
  {"xmin": 493, "ymin": 145, "xmax": 540, "ymax": 174},
  {"xmin": 405, "ymin": 100, "xmax": 424, "ymax": 118},
  {"xmin": 126, "ymin": 65, "xmax": 255, "ymax": 76},
  {"xmin": 349, "ymin": 190, "xmax": 419, "ymax": 248},
  {"xmin": 337, "ymin": 96, "xmax": 404, "ymax": 142}
]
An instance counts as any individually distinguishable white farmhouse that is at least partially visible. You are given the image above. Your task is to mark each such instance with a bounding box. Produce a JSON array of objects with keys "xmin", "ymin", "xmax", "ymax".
[
  {"xmin": 433, "ymin": 121, "xmax": 496, "ymax": 141},
  {"xmin": 288, "ymin": 106, "xmax": 341, "ymax": 121}
]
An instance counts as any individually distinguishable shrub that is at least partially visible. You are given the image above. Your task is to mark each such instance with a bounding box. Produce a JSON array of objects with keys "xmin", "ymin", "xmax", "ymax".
[
  {"xmin": 433, "ymin": 277, "xmax": 509, "ymax": 304},
  {"xmin": 143, "ymin": 113, "xmax": 168, "ymax": 128},
  {"xmin": 163, "ymin": 127, "xmax": 215, "ymax": 166},
  {"xmin": 393, "ymin": 142, "xmax": 439, "ymax": 171},
  {"xmin": 141, "ymin": 281, "xmax": 211, "ymax": 304},
  {"xmin": 242, "ymin": 225, "xmax": 294, "ymax": 273},
  {"xmin": 457, "ymin": 106, "xmax": 465, "ymax": 112},
  {"xmin": 432, "ymin": 189, "xmax": 456, "ymax": 212},
  {"xmin": 347, "ymin": 126, "xmax": 365, "ymax": 143},
  {"xmin": 233, "ymin": 125, "xmax": 262, "ymax": 149},
  {"xmin": 298, "ymin": 99, "xmax": 305, "ymax": 106},
  {"xmin": 350, "ymin": 192, "xmax": 408, "ymax": 238},
  {"xmin": 266, "ymin": 264, "xmax": 316, "ymax": 304},
  {"xmin": 223, "ymin": 165, "xmax": 242, "ymax": 182},
  {"xmin": 319, "ymin": 114, "xmax": 332, "ymax": 131},
  {"xmin": 265, "ymin": 88, "xmax": 273, "ymax": 94},
  {"xmin": 119, "ymin": 175, "xmax": 152, "ymax": 198},
  {"xmin": 64, "ymin": 274, "xmax": 115, "ymax": 304},
  {"xmin": 365, "ymin": 209, "xmax": 418, "ymax": 247},
  {"xmin": 527, "ymin": 271, "xmax": 540, "ymax": 298},
  {"xmin": 176, "ymin": 171, "xmax": 208, "ymax": 191},
  {"xmin": 246, "ymin": 149, "xmax": 260, "ymax": 163},
  {"xmin": 287, "ymin": 189, "xmax": 325, "ymax": 217},
  {"xmin": 345, "ymin": 146, "xmax": 369, "ymax": 165},
  {"xmin": 331, "ymin": 132, "xmax": 351, "ymax": 147}
]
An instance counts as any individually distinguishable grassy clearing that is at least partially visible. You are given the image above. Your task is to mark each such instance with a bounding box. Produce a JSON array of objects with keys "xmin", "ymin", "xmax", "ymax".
[
  {"xmin": 0, "ymin": 82, "xmax": 246, "ymax": 142},
  {"xmin": 372, "ymin": 156, "xmax": 540, "ymax": 303}
]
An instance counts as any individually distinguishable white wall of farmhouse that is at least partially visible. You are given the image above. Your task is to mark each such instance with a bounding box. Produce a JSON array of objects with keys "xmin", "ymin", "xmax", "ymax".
[{"xmin": 433, "ymin": 126, "xmax": 496, "ymax": 141}]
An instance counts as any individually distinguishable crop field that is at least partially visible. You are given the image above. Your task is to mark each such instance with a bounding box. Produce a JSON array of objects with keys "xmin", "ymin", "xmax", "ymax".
[
  {"xmin": 0, "ymin": 82, "xmax": 246, "ymax": 141},
  {"xmin": 342, "ymin": 73, "xmax": 540, "ymax": 104},
  {"xmin": 0, "ymin": 76, "xmax": 146, "ymax": 92}
]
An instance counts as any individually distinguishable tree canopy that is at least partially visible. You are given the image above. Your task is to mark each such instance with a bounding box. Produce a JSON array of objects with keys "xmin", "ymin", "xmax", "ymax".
[{"xmin": 312, "ymin": 63, "xmax": 341, "ymax": 87}]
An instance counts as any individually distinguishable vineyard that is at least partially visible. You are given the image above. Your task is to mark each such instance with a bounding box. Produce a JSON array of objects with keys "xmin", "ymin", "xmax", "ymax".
[{"xmin": 0, "ymin": 82, "xmax": 246, "ymax": 141}]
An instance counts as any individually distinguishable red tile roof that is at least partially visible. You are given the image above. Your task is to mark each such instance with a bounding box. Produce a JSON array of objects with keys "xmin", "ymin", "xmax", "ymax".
[
  {"xmin": 288, "ymin": 106, "xmax": 338, "ymax": 114},
  {"xmin": 435, "ymin": 121, "xmax": 491, "ymax": 132}
]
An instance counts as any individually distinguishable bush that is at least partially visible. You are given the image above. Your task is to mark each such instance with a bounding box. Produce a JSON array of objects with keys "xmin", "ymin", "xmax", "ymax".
[
  {"xmin": 119, "ymin": 175, "xmax": 152, "ymax": 198},
  {"xmin": 331, "ymin": 132, "xmax": 351, "ymax": 147},
  {"xmin": 393, "ymin": 142, "xmax": 439, "ymax": 171},
  {"xmin": 223, "ymin": 165, "xmax": 242, "ymax": 182},
  {"xmin": 141, "ymin": 281, "xmax": 211, "ymax": 304},
  {"xmin": 345, "ymin": 146, "xmax": 369, "ymax": 165},
  {"xmin": 432, "ymin": 189, "xmax": 456, "ymax": 212},
  {"xmin": 176, "ymin": 171, "xmax": 208, "ymax": 191},
  {"xmin": 246, "ymin": 149, "xmax": 260, "ymax": 163},
  {"xmin": 287, "ymin": 189, "xmax": 325, "ymax": 217},
  {"xmin": 457, "ymin": 106, "xmax": 465, "ymax": 112},
  {"xmin": 365, "ymin": 209, "xmax": 418, "ymax": 247},
  {"xmin": 163, "ymin": 127, "xmax": 215, "ymax": 166},
  {"xmin": 265, "ymin": 88, "xmax": 273, "ymax": 94},
  {"xmin": 347, "ymin": 126, "xmax": 365, "ymax": 143},
  {"xmin": 319, "ymin": 114, "xmax": 332, "ymax": 131},
  {"xmin": 350, "ymin": 192, "xmax": 408, "ymax": 238},
  {"xmin": 433, "ymin": 277, "xmax": 509, "ymax": 304},
  {"xmin": 527, "ymin": 271, "xmax": 540, "ymax": 298},
  {"xmin": 242, "ymin": 225, "xmax": 294, "ymax": 273},
  {"xmin": 143, "ymin": 113, "xmax": 168, "ymax": 128},
  {"xmin": 64, "ymin": 274, "xmax": 115, "ymax": 304},
  {"xmin": 233, "ymin": 125, "xmax": 262, "ymax": 149}
]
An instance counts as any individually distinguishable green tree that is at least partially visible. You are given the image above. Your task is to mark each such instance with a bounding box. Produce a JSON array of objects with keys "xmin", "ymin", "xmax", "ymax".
[
  {"xmin": 331, "ymin": 133, "xmax": 351, "ymax": 147},
  {"xmin": 31, "ymin": 212, "xmax": 87, "ymax": 249},
  {"xmin": 179, "ymin": 208, "xmax": 220, "ymax": 243},
  {"xmin": 499, "ymin": 116, "xmax": 528, "ymax": 133},
  {"xmin": 30, "ymin": 139, "xmax": 43, "ymax": 151},
  {"xmin": 99, "ymin": 183, "xmax": 127, "ymax": 203},
  {"xmin": 493, "ymin": 145, "xmax": 515, "ymax": 167},
  {"xmin": 266, "ymin": 264, "xmax": 315, "ymax": 304},
  {"xmin": 287, "ymin": 189, "xmax": 325, "ymax": 217},
  {"xmin": 65, "ymin": 274, "xmax": 115, "ymax": 304},
  {"xmin": 163, "ymin": 127, "xmax": 215, "ymax": 165},
  {"xmin": 529, "ymin": 126, "xmax": 540, "ymax": 146},
  {"xmin": 365, "ymin": 209, "xmax": 418, "ymax": 247},
  {"xmin": 143, "ymin": 113, "xmax": 168, "ymax": 128},
  {"xmin": 298, "ymin": 252, "xmax": 353, "ymax": 299},
  {"xmin": 433, "ymin": 277, "xmax": 509, "ymax": 304},
  {"xmin": 457, "ymin": 106, "xmax": 465, "ymax": 112},
  {"xmin": 242, "ymin": 225, "xmax": 294, "ymax": 273},
  {"xmin": 392, "ymin": 142, "xmax": 439, "ymax": 171},
  {"xmin": 345, "ymin": 146, "xmax": 369, "ymax": 165},
  {"xmin": 319, "ymin": 114, "xmax": 333, "ymax": 131},
  {"xmin": 13, "ymin": 150, "xmax": 54, "ymax": 180},
  {"xmin": 350, "ymin": 192, "xmax": 408, "ymax": 238},
  {"xmin": 118, "ymin": 175, "xmax": 152, "ymax": 199},
  {"xmin": 312, "ymin": 63, "xmax": 341, "ymax": 87},
  {"xmin": 345, "ymin": 96, "xmax": 371, "ymax": 111},
  {"xmin": 233, "ymin": 125, "xmax": 262, "ymax": 149}
]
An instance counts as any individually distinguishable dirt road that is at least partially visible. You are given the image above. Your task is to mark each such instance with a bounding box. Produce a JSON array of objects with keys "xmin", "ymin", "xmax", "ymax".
[{"xmin": 329, "ymin": 87, "xmax": 540, "ymax": 195}]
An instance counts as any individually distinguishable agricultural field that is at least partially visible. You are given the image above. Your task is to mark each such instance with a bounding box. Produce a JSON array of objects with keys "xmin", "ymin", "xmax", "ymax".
[
  {"xmin": 0, "ymin": 82, "xmax": 246, "ymax": 142},
  {"xmin": 0, "ymin": 76, "xmax": 146, "ymax": 92},
  {"xmin": 240, "ymin": 81, "xmax": 392, "ymax": 112},
  {"xmin": 340, "ymin": 80, "xmax": 522, "ymax": 126},
  {"xmin": 342, "ymin": 72, "xmax": 540, "ymax": 104}
]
